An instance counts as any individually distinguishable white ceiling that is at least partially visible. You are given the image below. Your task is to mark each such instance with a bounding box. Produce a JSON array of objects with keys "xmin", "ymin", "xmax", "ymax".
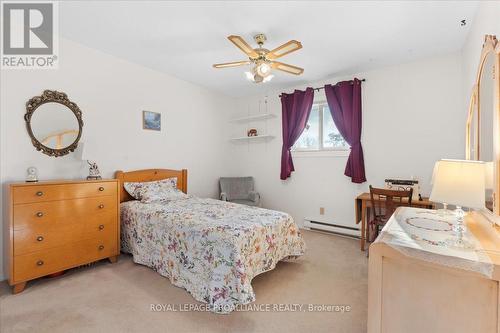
[{"xmin": 60, "ymin": 1, "xmax": 478, "ymax": 98}]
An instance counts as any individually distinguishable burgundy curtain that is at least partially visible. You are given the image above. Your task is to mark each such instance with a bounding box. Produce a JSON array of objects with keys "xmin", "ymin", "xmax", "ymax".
[
  {"xmin": 324, "ymin": 78, "xmax": 366, "ymax": 183},
  {"xmin": 280, "ymin": 88, "xmax": 315, "ymax": 180}
]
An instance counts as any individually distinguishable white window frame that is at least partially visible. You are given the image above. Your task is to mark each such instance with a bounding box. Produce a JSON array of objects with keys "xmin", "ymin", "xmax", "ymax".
[{"xmin": 292, "ymin": 101, "xmax": 350, "ymax": 157}]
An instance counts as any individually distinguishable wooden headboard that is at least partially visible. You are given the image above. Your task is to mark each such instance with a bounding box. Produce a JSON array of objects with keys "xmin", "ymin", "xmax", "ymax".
[{"xmin": 115, "ymin": 168, "xmax": 188, "ymax": 203}]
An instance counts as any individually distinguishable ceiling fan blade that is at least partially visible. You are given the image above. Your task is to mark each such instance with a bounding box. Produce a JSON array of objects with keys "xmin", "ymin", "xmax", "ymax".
[
  {"xmin": 266, "ymin": 40, "xmax": 302, "ymax": 60},
  {"xmin": 272, "ymin": 62, "xmax": 304, "ymax": 75},
  {"xmin": 227, "ymin": 35, "xmax": 259, "ymax": 58},
  {"xmin": 213, "ymin": 60, "xmax": 251, "ymax": 68}
]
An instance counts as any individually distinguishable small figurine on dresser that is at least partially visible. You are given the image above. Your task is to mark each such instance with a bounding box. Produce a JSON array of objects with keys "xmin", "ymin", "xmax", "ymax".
[
  {"xmin": 25, "ymin": 167, "xmax": 38, "ymax": 182},
  {"xmin": 87, "ymin": 161, "xmax": 102, "ymax": 180}
]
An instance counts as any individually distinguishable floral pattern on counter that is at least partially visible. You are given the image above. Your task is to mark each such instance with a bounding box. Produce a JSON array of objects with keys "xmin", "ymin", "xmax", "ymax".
[{"xmin": 120, "ymin": 197, "xmax": 306, "ymax": 313}]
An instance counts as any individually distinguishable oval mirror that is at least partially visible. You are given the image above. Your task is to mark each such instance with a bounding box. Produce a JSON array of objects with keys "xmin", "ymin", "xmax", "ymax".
[
  {"xmin": 465, "ymin": 35, "xmax": 499, "ymax": 215},
  {"xmin": 479, "ymin": 49, "xmax": 496, "ymax": 211},
  {"xmin": 479, "ymin": 52, "xmax": 495, "ymax": 161},
  {"xmin": 25, "ymin": 90, "xmax": 83, "ymax": 157}
]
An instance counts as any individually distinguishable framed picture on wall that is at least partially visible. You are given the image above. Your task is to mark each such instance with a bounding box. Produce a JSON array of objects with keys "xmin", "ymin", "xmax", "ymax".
[{"xmin": 142, "ymin": 111, "xmax": 161, "ymax": 131}]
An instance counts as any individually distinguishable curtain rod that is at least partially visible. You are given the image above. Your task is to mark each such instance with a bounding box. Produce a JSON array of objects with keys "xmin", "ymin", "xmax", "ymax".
[
  {"xmin": 279, "ymin": 78, "xmax": 366, "ymax": 98},
  {"xmin": 313, "ymin": 78, "xmax": 366, "ymax": 91}
]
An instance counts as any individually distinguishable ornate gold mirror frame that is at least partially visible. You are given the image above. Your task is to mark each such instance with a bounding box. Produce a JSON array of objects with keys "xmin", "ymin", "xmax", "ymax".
[
  {"xmin": 465, "ymin": 35, "xmax": 500, "ymax": 216},
  {"xmin": 25, "ymin": 90, "xmax": 84, "ymax": 157}
]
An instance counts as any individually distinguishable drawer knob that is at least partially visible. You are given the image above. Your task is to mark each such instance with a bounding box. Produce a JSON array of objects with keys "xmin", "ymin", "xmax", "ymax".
[
  {"xmin": 36, "ymin": 236, "xmax": 44, "ymax": 242},
  {"xmin": 36, "ymin": 191, "xmax": 43, "ymax": 196},
  {"xmin": 98, "ymin": 187, "xmax": 104, "ymax": 192},
  {"xmin": 36, "ymin": 260, "xmax": 44, "ymax": 266},
  {"xmin": 98, "ymin": 204, "xmax": 104, "ymax": 209},
  {"xmin": 98, "ymin": 245, "xmax": 104, "ymax": 250},
  {"xmin": 98, "ymin": 224, "xmax": 105, "ymax": 230},
  {"xmin": 36, "ymin": 212, "xmax": 44, "ymax": 217}
]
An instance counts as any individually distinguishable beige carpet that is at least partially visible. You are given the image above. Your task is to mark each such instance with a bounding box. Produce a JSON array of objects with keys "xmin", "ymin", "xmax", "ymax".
[{"xmin": 0, "ymin": 230, "xmax": 368, "ymax": 333}]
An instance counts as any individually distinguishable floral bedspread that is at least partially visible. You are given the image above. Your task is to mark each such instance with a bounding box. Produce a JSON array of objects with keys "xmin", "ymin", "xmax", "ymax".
[{"xmin": 120, "ymin": 197, "xmax": 306, "ymax": 313}]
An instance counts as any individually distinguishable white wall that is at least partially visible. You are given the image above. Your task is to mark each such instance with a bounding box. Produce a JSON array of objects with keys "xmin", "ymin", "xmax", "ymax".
[
  {"xmin": 228, "ymin": 53, "xmax": 464, "ymax": 229},
  {"xmin": 0, "ymin": 38, "xmax": 235, "ymax": 280}
]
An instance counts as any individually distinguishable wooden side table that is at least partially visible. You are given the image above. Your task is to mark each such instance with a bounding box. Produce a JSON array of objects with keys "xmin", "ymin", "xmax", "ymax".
[{"xmin": 355, "ymin": 192, "xmax": 434, "ymax": 251}]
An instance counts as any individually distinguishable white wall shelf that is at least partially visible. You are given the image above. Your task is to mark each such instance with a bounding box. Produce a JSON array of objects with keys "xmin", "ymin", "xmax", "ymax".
[
  {"xmin": 229, "ymin": 113, "xmax": 276, "ymax": 123},
  {"xmin": 230, "ymin": 135, "xmax": 275, "ymax": 142}
]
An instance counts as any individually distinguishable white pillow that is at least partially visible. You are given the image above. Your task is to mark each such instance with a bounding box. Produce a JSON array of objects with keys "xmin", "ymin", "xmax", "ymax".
[{"xmin": 124, "ymin": 178, "xmax": 177, "ymax": 200}]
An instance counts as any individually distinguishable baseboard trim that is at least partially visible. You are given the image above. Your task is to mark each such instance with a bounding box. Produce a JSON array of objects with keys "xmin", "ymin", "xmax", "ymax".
[{"xmin": 303, "ymin": 219, "xmax": 360, "ymax": 238}]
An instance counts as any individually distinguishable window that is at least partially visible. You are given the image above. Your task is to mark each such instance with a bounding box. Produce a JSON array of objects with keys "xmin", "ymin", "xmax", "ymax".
[{"xmin": 293, "ymin": 102, "xmax": 348, "ymax": 151}]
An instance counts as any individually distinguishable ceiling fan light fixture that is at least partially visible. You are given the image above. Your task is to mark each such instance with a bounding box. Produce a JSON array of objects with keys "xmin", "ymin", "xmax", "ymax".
[
  {"xmin": 253, "ymin": 73, "xmax": 264, "ymax": 83},
  {"xmin": 263, "ymin": 74, "xmax": 274, "ymax": 83},
  {"xmin": 244, "ymin": 71, "xmax": 254, "ymax": 81},
  {"xmin": 256, "ymin": 62, "xmax": 271, "ymax": 76},
  {"xmin": 214, "ymin": 34, "xmax": 304, "ymax": 84},
  {"xmin": 246, "ymin": 67, "xmax": 267, "ymax": 83}
]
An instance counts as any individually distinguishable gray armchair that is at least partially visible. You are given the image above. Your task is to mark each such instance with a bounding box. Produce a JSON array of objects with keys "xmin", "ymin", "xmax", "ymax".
[{"xmin": 219, "ymin": 177, "xmax": 260, "ymax": 206}]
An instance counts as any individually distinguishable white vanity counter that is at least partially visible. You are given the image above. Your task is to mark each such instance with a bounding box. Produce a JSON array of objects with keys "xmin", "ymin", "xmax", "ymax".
[{"xmin": 368, "ymin": 207, "xmax": 500, "ymax": 333}]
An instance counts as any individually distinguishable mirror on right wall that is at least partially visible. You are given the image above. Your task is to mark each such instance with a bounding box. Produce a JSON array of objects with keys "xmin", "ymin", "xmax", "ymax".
[{"xmin": 465, "ymin": 35, "xmax": 500, "ymax": 215}]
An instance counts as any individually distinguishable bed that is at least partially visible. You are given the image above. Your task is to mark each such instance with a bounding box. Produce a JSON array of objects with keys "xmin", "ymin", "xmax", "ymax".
[{"xmin": 115, "ymin": 169, "xmax": 306, "ymax": 313}]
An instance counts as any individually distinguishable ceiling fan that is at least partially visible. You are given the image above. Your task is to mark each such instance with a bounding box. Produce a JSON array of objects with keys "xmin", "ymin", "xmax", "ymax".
[{"xmin": 213, "ymin": 34, "xmax": 303, "ymax": 83}]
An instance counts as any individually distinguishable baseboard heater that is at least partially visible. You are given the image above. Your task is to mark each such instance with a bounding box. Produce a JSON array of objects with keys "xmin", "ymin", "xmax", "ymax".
[{"xmin": 304, "ymin": 219, "xmax": 360, "ymax": 239}]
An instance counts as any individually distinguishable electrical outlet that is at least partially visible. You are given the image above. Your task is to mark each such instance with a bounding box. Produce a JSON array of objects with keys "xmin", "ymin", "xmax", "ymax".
[{"xmin": 319, "ymin": 207, "xmax": 325, "ymax": 215}]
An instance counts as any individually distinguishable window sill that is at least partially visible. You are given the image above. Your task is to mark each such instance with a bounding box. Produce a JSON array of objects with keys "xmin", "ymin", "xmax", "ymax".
[{"xmin": 292, "ymin": 149, "xmax": 350, "ymax": 158}]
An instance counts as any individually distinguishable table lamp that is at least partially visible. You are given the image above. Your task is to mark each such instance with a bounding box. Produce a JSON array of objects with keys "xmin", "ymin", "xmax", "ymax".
[
  {"xmin": 431, "ymin": 163, "xmax": 452, "ymax": 215},
  {"xmin": 429, "ymin": 159, "xmax": 485, "ymax": 248},
  {"xmin": 77, "ymin": 142, "xmax": 102, "ymax": 180}
]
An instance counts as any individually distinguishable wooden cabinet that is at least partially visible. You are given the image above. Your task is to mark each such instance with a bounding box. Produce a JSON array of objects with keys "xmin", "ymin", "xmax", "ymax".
[
  {"xmin": 7, "ymin": 179, "xmax": 120, "ymax": 294},
  {"xmin": 368, "ymin": 211, "xmax": 500, "ymax": 333}
]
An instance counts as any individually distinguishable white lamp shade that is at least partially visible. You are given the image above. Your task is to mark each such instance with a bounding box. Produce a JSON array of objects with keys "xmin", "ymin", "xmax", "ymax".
[{"xmin": 429, "ymin": 159, "xmax": 485, "ymax": 209}]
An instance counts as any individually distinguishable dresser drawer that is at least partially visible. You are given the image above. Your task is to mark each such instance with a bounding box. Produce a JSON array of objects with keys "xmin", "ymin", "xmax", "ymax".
[
  {"xmin": 13, "ymin": 196, "xmax": 117, "ymax": 231},
  {"xmin": 13, "ymin": 236, "xmax": 118, "ymax": 283},
  {"xmin": 12, "ymin": 181, "xmax": 117, "ymax": 204},
  {"xmin": 14, "ymin": 220, "xmax": 117, "ymax": 256}
]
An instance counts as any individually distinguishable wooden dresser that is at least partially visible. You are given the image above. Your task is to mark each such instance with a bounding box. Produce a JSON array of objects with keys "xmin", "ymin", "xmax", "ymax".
[
  {"xmin": 368, "ymin": 209, "xmax": 500, "ymax": 333},
  {"xmin": 7, "ymin": 179, "xmax": 120, "ymax": 293}
]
